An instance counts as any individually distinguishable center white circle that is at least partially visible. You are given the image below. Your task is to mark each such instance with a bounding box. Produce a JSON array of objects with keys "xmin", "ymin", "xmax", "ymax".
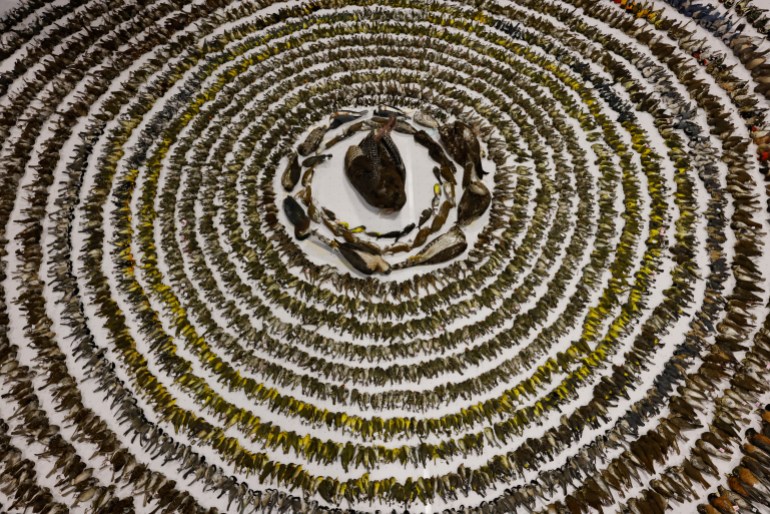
[{"xmin": 277, "ymin": 111, "xmax": 500, "ymax": 278}]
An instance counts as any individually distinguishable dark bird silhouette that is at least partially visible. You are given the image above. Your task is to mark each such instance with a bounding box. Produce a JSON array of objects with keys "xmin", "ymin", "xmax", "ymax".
[
  {"xmin": 457, "ymin": 179, "xmax": 491, "ymax": 225},
  {"xmin": 439, "ymin": 120, "xmax": 486, "ymax": 186},
  {"xmin": 344, "ymin": 116, "xmax": 406, "ymax": 210}
]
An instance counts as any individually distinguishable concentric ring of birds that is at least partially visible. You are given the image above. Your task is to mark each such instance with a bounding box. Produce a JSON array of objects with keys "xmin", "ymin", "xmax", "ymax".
[{"xmin": 2, "ymin": 0, "xmax": 770, "ymax": 513}]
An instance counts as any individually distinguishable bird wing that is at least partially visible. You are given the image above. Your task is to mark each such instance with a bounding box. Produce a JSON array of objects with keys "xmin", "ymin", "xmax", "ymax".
[
  {"xmin": 345, "ymin": 144, "xmax": 381, "ymax": 192},
  {"xmin": 380, "ymin": 135, "xmax": 406, "ymax": 182}
]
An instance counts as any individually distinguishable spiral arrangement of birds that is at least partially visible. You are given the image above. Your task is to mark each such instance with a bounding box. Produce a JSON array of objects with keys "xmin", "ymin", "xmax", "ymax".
[{"xmin": 1, "ymin": 0, "xmax": 770, "ymax": 513}]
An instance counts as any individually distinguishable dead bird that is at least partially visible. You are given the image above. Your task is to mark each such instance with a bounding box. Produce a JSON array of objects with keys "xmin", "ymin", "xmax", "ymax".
[
  {"xmin": 297, "ymin": 126, "xmax": 328, "ymax": 156},
  {"xmin": 329, "ymin": 109, "xmax": 367, "ymax": 129},
  {"xmin": 439, "ymin": 120, "xmax": 486, "ymax": 183},
  {"xmin": 283, "ymin": 196, "xmax": 311, "ymax": 240},
  {"xmin": 707, "ymin": 490, "xmax": 735, "ymax": 513},
  {"xmin": 301, "ymin": 167, "xmax": 315, "ymax": 188},
  {"xmin": 430, "ymin": 200, "xmax": 453, "ymax": 232},
  {"xmin": 683, "ymin": 458, "xmax": 711, "ymax": 488},
  {"xmin": 338, "ymin": 241, "xmax": 390, "ymax": 275},
  {"xmin": 418, "ymin": 207, "xmax": 433, "ymax": 227},
  {"xmin": 374, "ymin": 104, "xmax": 406, "ymax": 117},
  {"xmin": 457, "ymin": 180, "xmax": 491, "ymax": 225},
  {"xmin": 281, "ymin": 153, "xmax": 301, "ymax": 192},
  {"xmin": 367, "ymin": 223, "xmax": 415, "ymax": 241},
  {"xmin": 414, "ymin": 130, "xmax": 457, "ymax": 183},
  {"xmin": 728, "ymin": 474, "xmax": 770, "ymax": 508},
  {"xmin": 718, "ymin": 484, "xmax": 761, "ymax": 512},
  {"xmin": 735, "ymin": 467, "xmax": 770, "ymax": 504},
  {"xmin": 405, "ymin": 226, "xmax": 467, "ymax": 267},
  {"xmin": 413, "ymin": 110, "xmax": 440, "ymax": 128},
  {"xmin": 301, "ymin": 154, "xmax": 332, "ymax": 167},
  {"xmin": 697, "ymin": 505, "xmax": 722, "ymax": 514},
  {"xmin": 324, "ymin": 120, "xmax": 370, "ymax": 148},
  {"xmin": 344, "ymin": 116, "xmax": 406, "ymax": 210},
  {"xmin": 371, "ymin": 116, "xmax": 417, "ymax": 134}
]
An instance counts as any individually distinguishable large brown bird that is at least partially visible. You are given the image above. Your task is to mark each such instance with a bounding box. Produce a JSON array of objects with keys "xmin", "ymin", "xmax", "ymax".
[{"xmin": 344, "ymin": 116, "xmax": 406, "ymax": 210}]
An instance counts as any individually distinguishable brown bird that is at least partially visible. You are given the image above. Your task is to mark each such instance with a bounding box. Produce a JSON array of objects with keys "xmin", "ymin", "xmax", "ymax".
[
  {"xmin": 338, "ymin": 242, "xmax": 390, "ymax": 275},
  {"xmin": 743, "ymin": 443, "xmax": 770, "ymax": 467},
  {"xmin": 344, "ymin": 116, "xmax": 406, "ymax": 210},
  {"xmin": 439, "ymin": 120, "xmax": 486, "ymax": 185},
  {"xmin": 708, "ymin": 493, "xmax": 736, "ymax": 514},
  {"xmin": 729, "ymin": 474, "xmax": 770, "ymax": 508},
  {"xmin": 283, "ymin": 196, "xmax": 311, "ymax": 240},
  {"xmin": 457, "ymin": 179, "xmax": 491, "ymax": 225},
  {"xmin": 717, "ymin": 485, "xmax": 760, "ymax": 513},
  {"xmin": 736, "ymin": 467, "xmax": 770, "ymax": 506},
  {"xmin": 748, "ymin": 429, "xmax": 770, "ymax": 454},
  {"xmin": 697, "ymin": 505, "xmax": 721, "ymax": 514},
  {"xmin": 683, "ymin": 458, "xmax": 711, "ymax": 488}
]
